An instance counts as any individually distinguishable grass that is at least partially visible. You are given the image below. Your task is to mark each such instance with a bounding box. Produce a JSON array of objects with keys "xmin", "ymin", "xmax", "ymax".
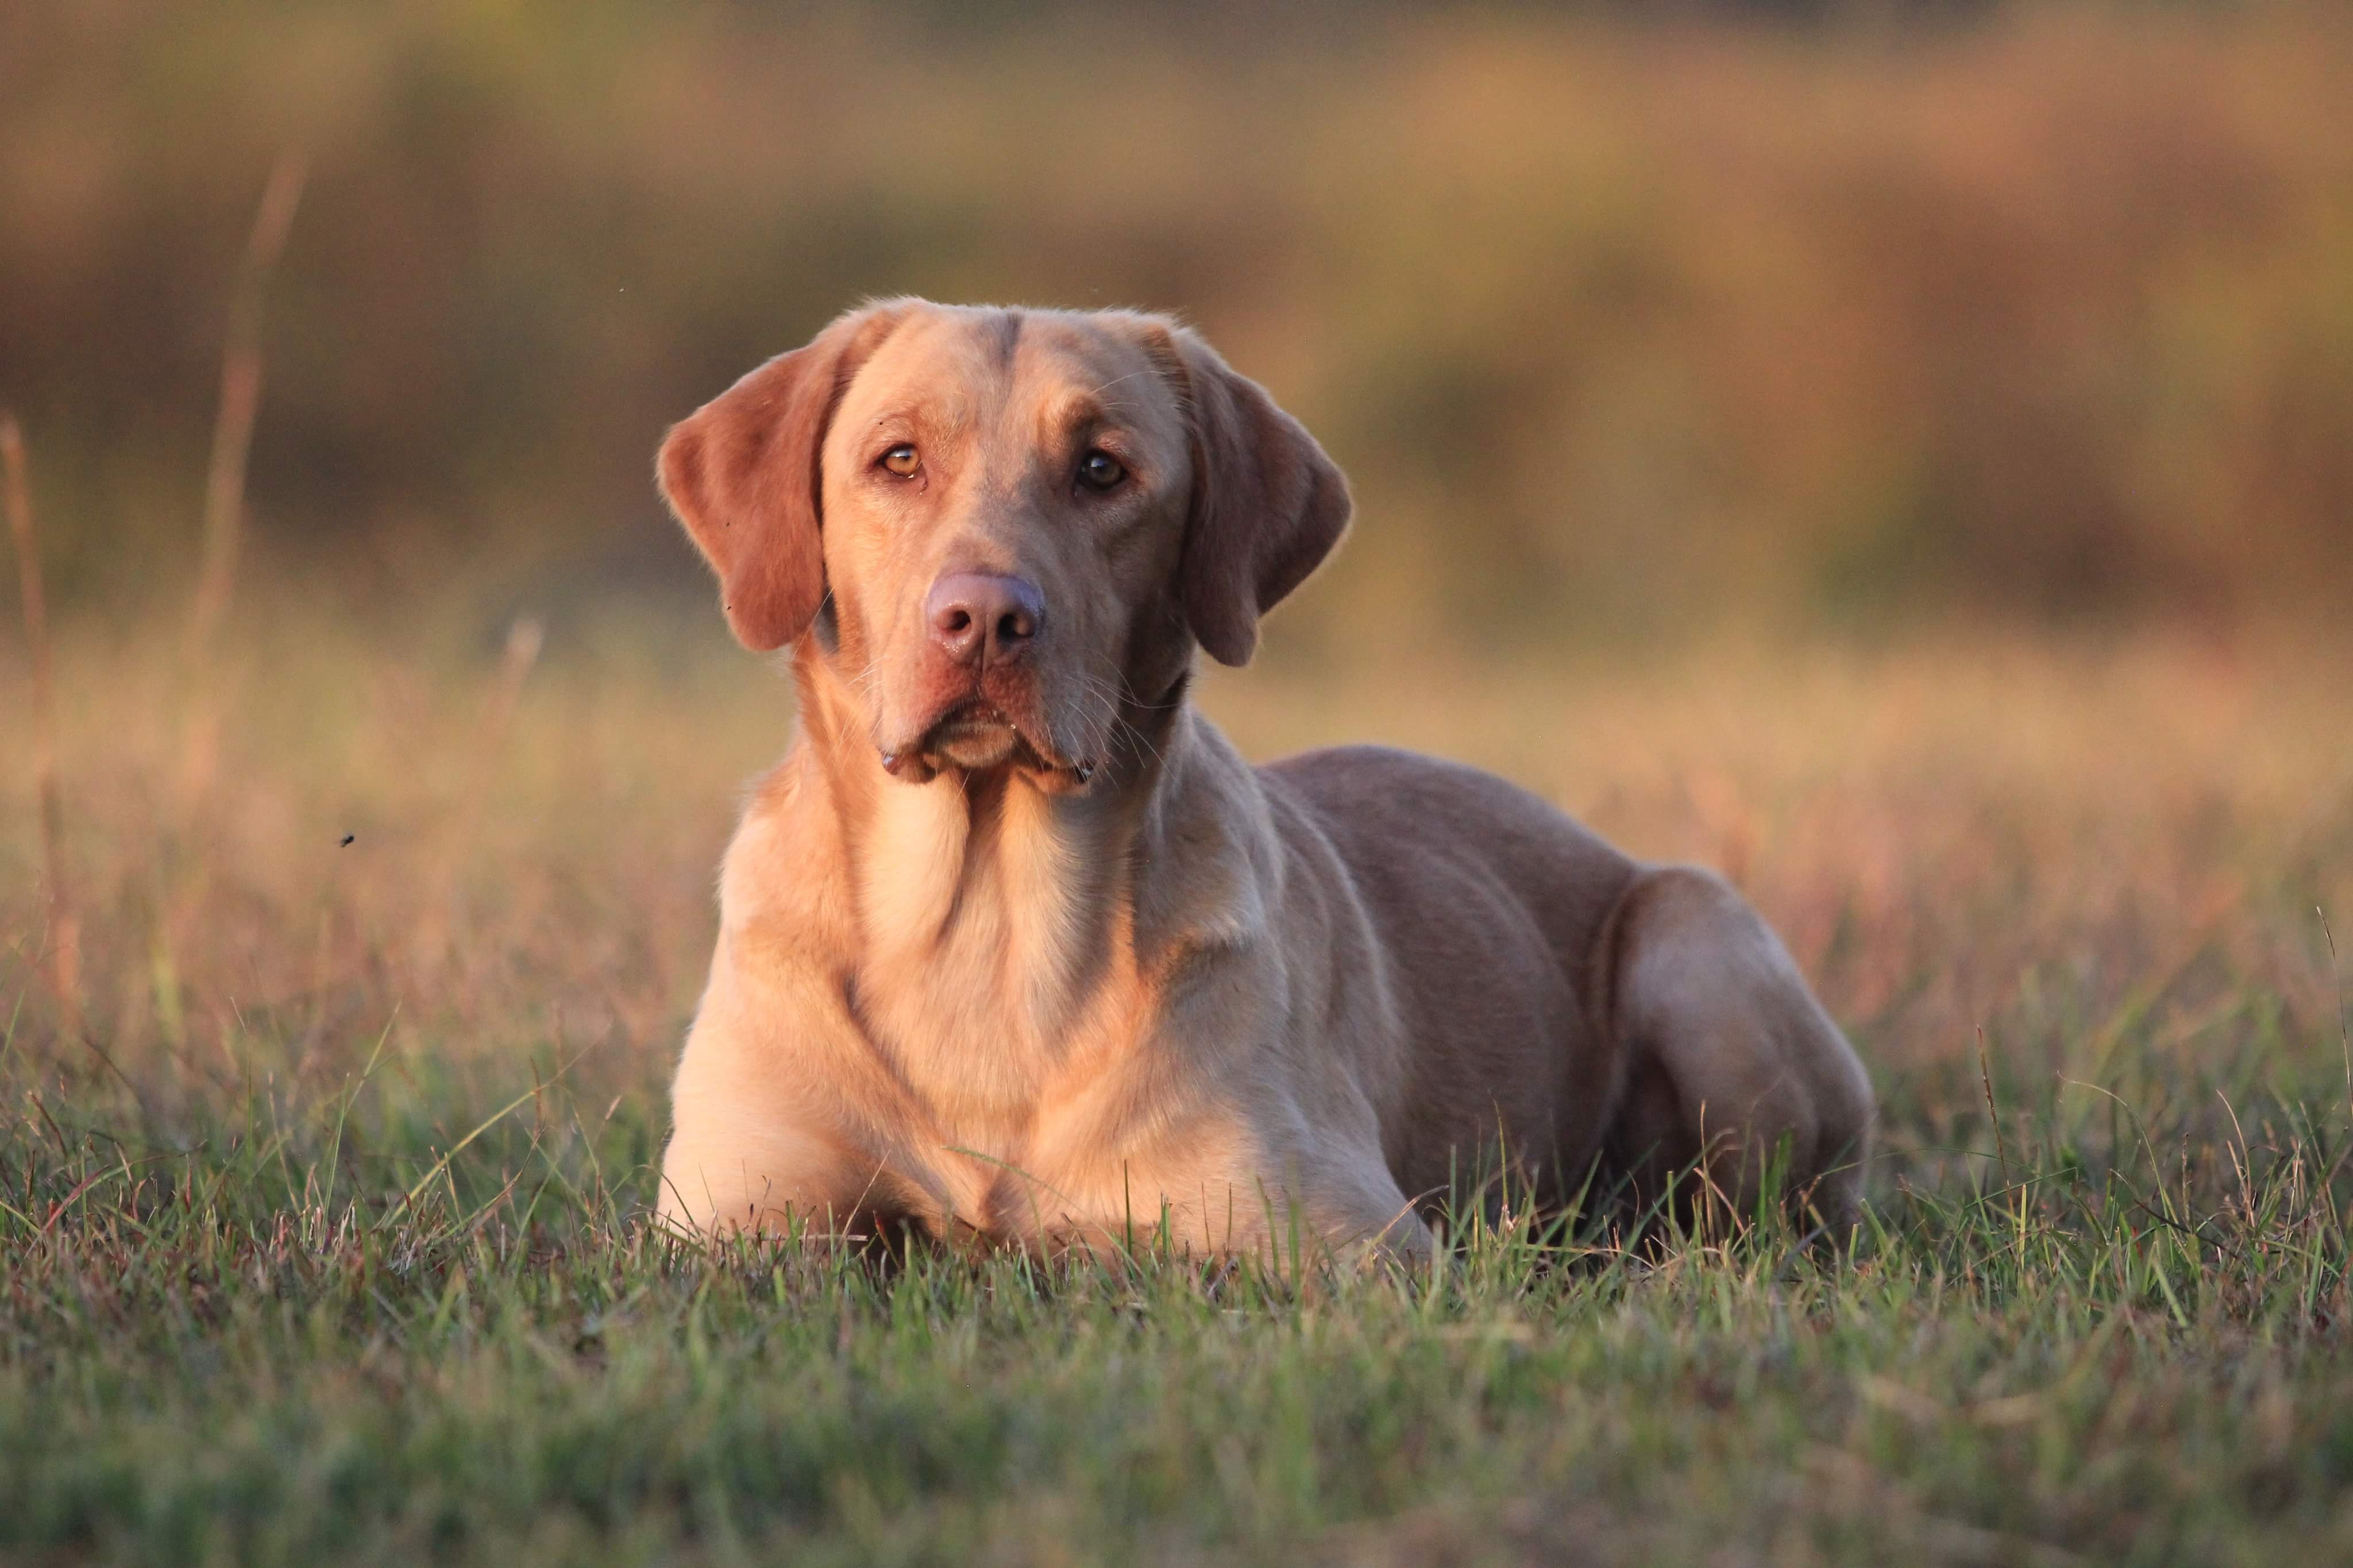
[{"xmin": 5, "ymin": 596, "xmax": 2353, "ymax": 1565}]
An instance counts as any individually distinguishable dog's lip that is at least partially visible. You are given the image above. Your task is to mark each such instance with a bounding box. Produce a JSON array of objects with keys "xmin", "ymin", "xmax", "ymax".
[
  {"xmin": 932, "ymin": 699, "xmax": 1016, "ymax": 731},
  {"xmin": 887, "ymin": 696, "xmax": 1089, "ymax": 782}
]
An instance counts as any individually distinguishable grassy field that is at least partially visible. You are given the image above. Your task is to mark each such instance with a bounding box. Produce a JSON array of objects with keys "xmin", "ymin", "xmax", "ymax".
[{"xmin": 5, "ymin": 594, "xmax": 2352, "ymax": 1565}]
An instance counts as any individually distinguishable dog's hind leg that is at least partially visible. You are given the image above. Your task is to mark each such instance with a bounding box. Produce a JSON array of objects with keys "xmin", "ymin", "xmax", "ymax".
[{"xmin": 1604, "ymin": 866, "xmax": 1874, "ymax": 1237}]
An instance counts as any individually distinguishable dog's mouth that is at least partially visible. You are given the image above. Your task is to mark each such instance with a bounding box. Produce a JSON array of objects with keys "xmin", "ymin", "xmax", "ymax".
[
  {"xmin": 925, "ymin": 699, "xmax": 1035, "ymax": 770},
  {"xmin": 881, "ymin": 697, "xmax": 1094, "ymax": 788}
]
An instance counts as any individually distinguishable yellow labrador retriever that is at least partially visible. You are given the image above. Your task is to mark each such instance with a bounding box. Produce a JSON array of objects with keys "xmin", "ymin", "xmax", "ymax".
[{"xmin": 654, "ymin": 299, "xmax": 1872, "ymax": 1260}]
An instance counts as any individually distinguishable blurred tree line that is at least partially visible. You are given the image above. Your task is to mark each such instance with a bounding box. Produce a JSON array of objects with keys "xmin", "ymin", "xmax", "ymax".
[{"xmin": 3, "ymin": 1, "xmax": 2349, "ymax": 639}]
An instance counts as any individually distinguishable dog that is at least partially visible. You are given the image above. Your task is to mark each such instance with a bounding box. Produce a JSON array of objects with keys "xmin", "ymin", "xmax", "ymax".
[{"xmin": 653, "ymin": 299, "xmax": 1873, "ymax": 1261}]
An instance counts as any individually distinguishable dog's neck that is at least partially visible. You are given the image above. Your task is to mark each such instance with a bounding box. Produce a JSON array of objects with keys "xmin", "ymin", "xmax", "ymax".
[{"xmin": 789, "ymin": 648, "xmax": 1195, "ymax": 1125}]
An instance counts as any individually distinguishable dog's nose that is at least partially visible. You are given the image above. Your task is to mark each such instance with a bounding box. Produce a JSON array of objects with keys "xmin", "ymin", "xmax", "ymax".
[{"xmin": 926, "ymin": 571, "xmax": 1044, "ymax": 667}]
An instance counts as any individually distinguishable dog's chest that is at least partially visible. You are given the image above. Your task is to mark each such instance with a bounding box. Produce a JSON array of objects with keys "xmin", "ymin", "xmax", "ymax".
[{"xmin": 850, "ymin": 777, "xmax": 1130, "ymax": 1142}]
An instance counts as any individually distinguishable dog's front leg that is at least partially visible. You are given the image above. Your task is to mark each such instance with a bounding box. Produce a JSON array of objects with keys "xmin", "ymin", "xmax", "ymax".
[{"xmin": 657, "ymin": 944, "xmax": 907, "ymax": 1243}]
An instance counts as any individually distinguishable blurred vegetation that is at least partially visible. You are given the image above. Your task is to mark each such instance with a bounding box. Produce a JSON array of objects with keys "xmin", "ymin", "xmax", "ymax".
[{"xmin": 5, "ymin": 1, "xmax": 2351, "ymax": 642}]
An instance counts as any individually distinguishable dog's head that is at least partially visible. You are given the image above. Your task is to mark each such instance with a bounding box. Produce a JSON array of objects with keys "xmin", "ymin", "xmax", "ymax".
[{"xmin": 657, "ymin": 300, "xmax": 1350, "ymax": 789}]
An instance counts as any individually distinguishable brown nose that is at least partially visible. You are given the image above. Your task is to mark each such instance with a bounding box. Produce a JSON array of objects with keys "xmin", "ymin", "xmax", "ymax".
[{"xmin": 926, "ymin": 571, "xmax": 1044, "ymax": 668}]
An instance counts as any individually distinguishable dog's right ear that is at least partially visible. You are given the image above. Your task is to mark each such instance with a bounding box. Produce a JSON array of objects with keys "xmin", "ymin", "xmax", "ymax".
[{"xmin": 657, "ymin": 304, "xmax": 907, "ymax": 651}]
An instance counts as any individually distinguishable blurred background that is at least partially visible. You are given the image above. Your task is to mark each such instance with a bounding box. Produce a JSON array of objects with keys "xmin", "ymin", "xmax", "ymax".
[{"xmin": 7, "ymin": 0, "xmax": 2352, "ymax": 643}]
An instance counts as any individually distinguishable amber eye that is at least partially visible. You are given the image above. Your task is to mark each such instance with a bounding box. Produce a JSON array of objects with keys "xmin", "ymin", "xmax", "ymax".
[
  {"xmin": 1075, "ymin": 450, "xmax": 1126, "ymax": 492},
  {"xmin": 880, "ymin": 443, "xmax": 920, "ymax": 478}
]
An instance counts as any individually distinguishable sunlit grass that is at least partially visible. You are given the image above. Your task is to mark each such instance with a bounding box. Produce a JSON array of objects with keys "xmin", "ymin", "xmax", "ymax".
[
  {"xmin": 5, "ymin": 600, "xmax": 2353, "ymax": 1563},
  {"xmin": 10, "ymin": 1041, "xmax": 2353, "ymax": 1565}
]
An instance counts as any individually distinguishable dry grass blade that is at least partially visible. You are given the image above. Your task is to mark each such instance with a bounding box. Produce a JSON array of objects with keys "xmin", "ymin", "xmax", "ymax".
[
  {"xmin": 2325, "ymin": 907, "xmax": 2350, "ymax": 1129},
  {"xmin": 1977, "ymin": 1025, "xmax": 2007, "ymax": 1179},
  {"xmin": 2, "ymin": 414, "xmax": 79, "ymax": 1040},
  {"xmin": 180, "ymin": 148, "xmax": 307, "ymax": 805},
  {"xmin": 153, "ymin": 152, "xmax": 307, "ymax": 1048}
]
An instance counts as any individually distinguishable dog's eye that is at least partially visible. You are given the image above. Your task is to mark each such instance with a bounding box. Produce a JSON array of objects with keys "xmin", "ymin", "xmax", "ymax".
[
  {"xmin": 879, "ymin": 444, "xmax": 920, "ymax": 478},
  {"xmin": 1075, "ymin": 450, "xmax": 1126, "ymax": 492}
]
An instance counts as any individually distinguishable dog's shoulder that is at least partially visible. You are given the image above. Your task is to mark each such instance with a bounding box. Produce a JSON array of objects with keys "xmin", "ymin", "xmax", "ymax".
[{"xmin": 714, "ymin": 750, "xmax": 854, "ymax": 950}]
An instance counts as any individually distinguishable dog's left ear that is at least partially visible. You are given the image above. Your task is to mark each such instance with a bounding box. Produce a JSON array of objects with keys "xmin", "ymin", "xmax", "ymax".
[
  {"xmin": 657, "ymin": 304, "xmax": 907, "ymax": 651},
  {"xmin": 1155, "ymin": 326, "xmax": 1352, "ymax": 667}
]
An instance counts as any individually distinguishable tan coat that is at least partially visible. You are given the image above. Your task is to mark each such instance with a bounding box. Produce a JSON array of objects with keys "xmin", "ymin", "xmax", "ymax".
[{"xmin": 654, "ymin": 300, "xmax": 1873, "ymax": 1259}]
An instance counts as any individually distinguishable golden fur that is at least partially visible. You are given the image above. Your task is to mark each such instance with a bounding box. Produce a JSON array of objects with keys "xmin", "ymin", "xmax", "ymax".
[{"xmin": 654, "ymin": 300, "xmax": 1874, "ymax": 1259}]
